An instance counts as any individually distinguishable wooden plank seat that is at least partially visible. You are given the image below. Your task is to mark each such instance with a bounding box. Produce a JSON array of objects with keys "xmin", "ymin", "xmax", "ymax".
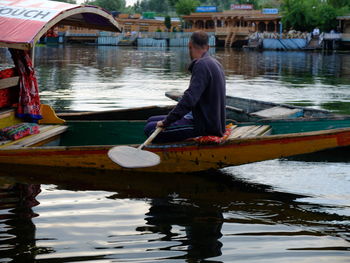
[
  {"xmin": 227, "ymin": 125, "xmax": 271, "ymax": 140},
  {"xmin": 251, "ymin": 106, "xmax": 303, "ymax": 119},
  {"xmin": 1, "ymin": 125, "xmax": 68, "ymax": 149}
]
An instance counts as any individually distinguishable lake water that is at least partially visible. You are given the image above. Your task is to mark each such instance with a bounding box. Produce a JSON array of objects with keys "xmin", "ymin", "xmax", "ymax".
[{"xmin": 0, "ymin": 46, "xmax": 350, "ymax": 262}]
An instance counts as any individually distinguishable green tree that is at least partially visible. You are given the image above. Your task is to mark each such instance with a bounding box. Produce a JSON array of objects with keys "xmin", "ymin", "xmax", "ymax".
[
  {"xmin": 135, "ymin": 0, "xmax": 170, "ymax": 14},
  {"xmin": 168, "ymin": 0, "xmax": 179, "ymax": 7},
  {"xmin": 133, "ymin": 0, "xmax": 142, "ymax": 13},
  {"xmin": 85, "ymin": 0, "xmax": 126, "ymax": 11},
  {"xmin": 148, "ymin": 0, "xmax": 170, "ymax": 13},
  {"xmin": 175, "ymin": 0, "xmax": 200, "ymax": 16},
  {"xmin": 327, "ymin": 0, "xmax": 350, "ymax": 8},
  {"xmin": 316, "ymin": 4, "xmax": 339, "ymax": 31},
  {"xmin": 282, "ymin": 0, "xmax": 316, "ymax": 31},
  {"xmin": 282, "ymin": 0, "xmax": 349, "ymax": 32},
  {"xmin": 260, "ymin": 0, "xmax": 282, "ymax": 8},
  {"xmin": 164, "ymin": 15, "xmax": 172, "ymax": 30}
]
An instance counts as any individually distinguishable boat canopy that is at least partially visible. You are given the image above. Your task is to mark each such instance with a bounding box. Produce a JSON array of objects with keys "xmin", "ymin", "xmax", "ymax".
[{"xmin": 0, "ymin": 0, "xmax": 121, "ymax": 50}]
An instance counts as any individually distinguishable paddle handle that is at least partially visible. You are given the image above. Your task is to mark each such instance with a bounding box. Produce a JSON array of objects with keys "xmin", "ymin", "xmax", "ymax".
[{"xmin": 138, "ymin": 127, "xmax": 163, "ymax": 149}]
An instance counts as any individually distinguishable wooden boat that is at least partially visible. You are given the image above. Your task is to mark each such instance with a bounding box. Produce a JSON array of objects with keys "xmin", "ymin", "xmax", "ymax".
[
  {"xmin": 1, "ymin": 1, "xmax": 350, "ymax": 174},
  {"xmin": 165, "ymin": 90, "xmax": 339, "ymax": 122},
  {"xmin": 1, "ymin": 104, "xmax": 350, "ymax": 173},
  {"xmin": 57, "ymin": 91, "xmax": 337, "ymax": 123}
]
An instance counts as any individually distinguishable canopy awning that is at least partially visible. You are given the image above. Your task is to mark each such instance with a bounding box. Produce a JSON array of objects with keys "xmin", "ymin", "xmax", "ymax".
[
  {"xmin": 0, "ymin": 0, "xmax": 121, "ymax": 50},
  {"xmin": 337, "ymin": 16, "xmax": 350, "ymax": 21}
]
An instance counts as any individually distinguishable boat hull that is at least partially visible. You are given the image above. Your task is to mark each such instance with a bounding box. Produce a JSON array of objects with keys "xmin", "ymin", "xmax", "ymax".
[{"xmin": 1, "ymin": 127, "xmax": 350, "ymax": 173}]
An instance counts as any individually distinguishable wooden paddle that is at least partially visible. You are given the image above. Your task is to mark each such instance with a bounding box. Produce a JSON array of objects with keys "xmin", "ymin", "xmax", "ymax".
[{"xmin": 108, "ymin": 127, "xmax": 163, "ymax": 168}]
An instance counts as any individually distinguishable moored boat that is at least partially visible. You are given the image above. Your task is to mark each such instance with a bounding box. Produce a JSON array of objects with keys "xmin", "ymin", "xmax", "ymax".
[
  {"xmin": 165, "ymin": 90, "xmax": 340, "ymax": 122},
  {"xmin": 57, "ymin": 91, "xmax": 339, "ymax": 123}
]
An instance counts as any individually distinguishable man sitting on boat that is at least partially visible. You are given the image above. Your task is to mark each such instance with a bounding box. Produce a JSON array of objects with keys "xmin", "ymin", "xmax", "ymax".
[{"xmin": 144, "ymin": 31, "xmax": 226, "ymax": 143}]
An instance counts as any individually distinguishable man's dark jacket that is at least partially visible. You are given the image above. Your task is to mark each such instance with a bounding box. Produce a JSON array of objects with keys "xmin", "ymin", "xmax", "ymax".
[{"xmin": 163, "ymin": 52, "xmax": 226, "ymax": 136}]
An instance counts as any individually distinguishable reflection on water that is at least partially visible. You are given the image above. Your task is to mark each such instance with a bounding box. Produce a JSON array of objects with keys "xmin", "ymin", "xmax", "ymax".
[
  {"xmin": 36, "ymin": 47, "xmax": 350, "ymax": 114},
  {"xmin": 1, "ymin": 45, "xmax": 350, "ymax": 262},
  {"xmin": 0, "ymin": 181, "xmax": 41, "ymax": 262},
  {"xmin": 0, "ymin": 165, "xmax": 349, "ymax": 262},
  {"xmin": 2, "ymin": 46, "xmax": 349, "ymax": 113}
]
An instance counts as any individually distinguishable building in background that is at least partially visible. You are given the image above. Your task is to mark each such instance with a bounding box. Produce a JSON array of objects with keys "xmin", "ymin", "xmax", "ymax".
[
  {"xmin": 337, "ymin": 15, "xmax": 350, "ymax": 48},
  {"xmin": 53, "ymin": 13, "xmax": 181, "ymax": 44},
  {"xmin": 116, "ymin": 13, "xmax": 180, "ymax": 33},
  {"xmin": 182, "ymin": 5, "xmax": 281, "ymax": 47}
]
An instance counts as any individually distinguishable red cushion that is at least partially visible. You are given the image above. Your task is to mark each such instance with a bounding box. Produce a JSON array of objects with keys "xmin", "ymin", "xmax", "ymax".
[{"xmin": 191, "ymin": 124, "xmax": 235, "ymax": 144}]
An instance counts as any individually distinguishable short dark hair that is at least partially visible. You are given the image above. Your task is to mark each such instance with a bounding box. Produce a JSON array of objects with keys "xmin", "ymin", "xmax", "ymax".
[{"xmin": 190, "ymin": 31, "xmax": 209, "ymax": 48}]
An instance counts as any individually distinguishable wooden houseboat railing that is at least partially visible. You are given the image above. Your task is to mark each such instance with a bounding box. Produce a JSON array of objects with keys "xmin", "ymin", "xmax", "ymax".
[{"xmin": 215, "ymin": 26, "xmax": 255, "ymax": 35}]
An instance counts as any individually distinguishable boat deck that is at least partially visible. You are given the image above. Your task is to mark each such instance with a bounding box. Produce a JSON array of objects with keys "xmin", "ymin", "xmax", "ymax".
[{"xmin": 227, "ymin": 125, "xmax": 271, "ymax": 140}]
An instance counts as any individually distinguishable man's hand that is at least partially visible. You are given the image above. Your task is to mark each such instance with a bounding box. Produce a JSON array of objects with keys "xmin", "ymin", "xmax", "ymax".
[{"xmin": 156, "ymin": 121, "xmax": 165, "ymax": 128}]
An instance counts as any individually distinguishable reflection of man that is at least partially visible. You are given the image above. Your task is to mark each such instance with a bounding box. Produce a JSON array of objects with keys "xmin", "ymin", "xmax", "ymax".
[
  {"xmin": 144, "ymin": 31, "xmax": 226, "ymax": 143},
  {"xmin": 141, "ymin": 198, "xmax": 223, "ymax": 260}
]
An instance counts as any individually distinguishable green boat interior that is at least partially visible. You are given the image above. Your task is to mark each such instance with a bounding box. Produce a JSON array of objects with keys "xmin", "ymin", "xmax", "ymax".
[
  {"xmin": 60, "ymin": 118, "xmax": 350, "ymax": 147},
  {"xmin": 2, "ymin": 102, "xmax": 350, "ymax": 149}
]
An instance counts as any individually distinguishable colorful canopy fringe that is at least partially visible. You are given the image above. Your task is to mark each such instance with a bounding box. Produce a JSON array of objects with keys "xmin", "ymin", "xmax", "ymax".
[{"xmin": 10, "ymin": 49, "xmax": 42, "ymax": 121}]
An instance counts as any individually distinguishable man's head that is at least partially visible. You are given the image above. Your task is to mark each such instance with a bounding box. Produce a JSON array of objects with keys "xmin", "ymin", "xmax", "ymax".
[{"xmin": 189, "ymin": 31, "xmax": 209, "ymax": 60}]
